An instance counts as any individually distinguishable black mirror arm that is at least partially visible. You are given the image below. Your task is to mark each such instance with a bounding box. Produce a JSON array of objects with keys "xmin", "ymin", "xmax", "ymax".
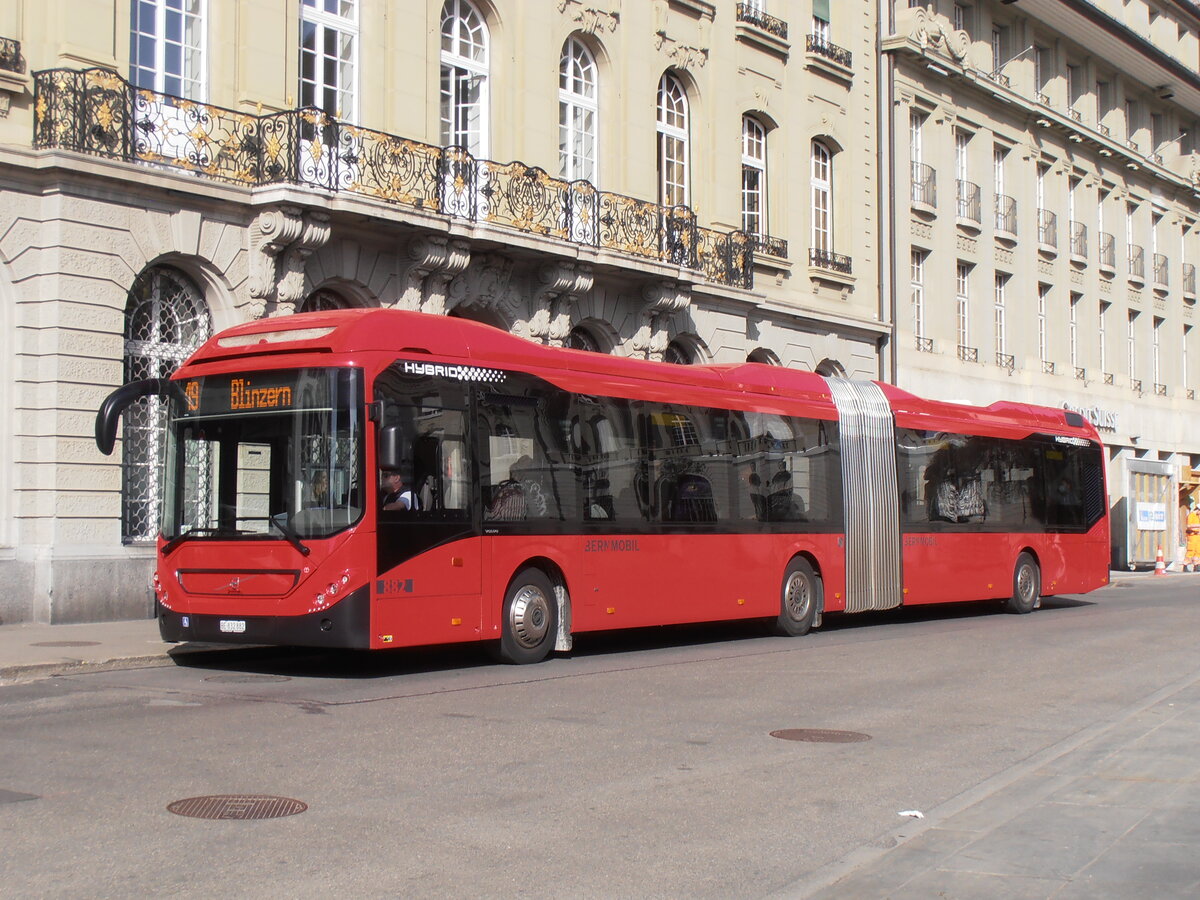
[{"xmin": 95, "ymin": 378, "xmax": 186, "ymax": 455}]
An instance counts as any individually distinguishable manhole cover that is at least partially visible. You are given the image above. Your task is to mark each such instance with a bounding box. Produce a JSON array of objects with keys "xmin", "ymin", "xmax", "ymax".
[
  {"xmin": 167, "ymin": 795, "xmax": 307, "ymax": 820},
  {"xmin": 30, "ymin": 641, "xmax": 101, "ymax": 648},
  {"xmin": 202, "ymin": 674, "xmax": 291, "ymax": 683},
  {"xmin": 770, "ymin": 729, "xmax": 872, "ymax": 743}
]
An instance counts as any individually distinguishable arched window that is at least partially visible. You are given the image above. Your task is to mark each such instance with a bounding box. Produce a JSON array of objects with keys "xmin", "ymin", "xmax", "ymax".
[
  {"xmin": 559, "ymin": 37, "xmax": 599, "ymax": 184},
  {"xmin": 122, "ymin": 266, "xmax": 211, "ymax": 543},
  {"xmin": 811, "ymin": 140, "xmax": 833, "ymax": 254},
  {"xmin": 663, "ymin": 340, "xmax": 693, "ymax": 365},
  {"xmin": 815, "ymin": 358, "xmax": 846, "ymax": 378},
  {"xmin": 741, "ymin": 116, "xmax": 767, "ymax": 238},
  {"xmin": 440, "ymin": 0, "xmax": 489, "ymax": 156},
  {"xmin": 568, "ymin": 326, "xmax": 602, "ymax": 353},
  {"xmin": 656, "ymin": 73, "xmax": 689, "ymax": 207},
  {"xmin": 299, "ymin": 288, "xmax": 353, "ymax": 313},
  {"xmin": 747, "ymin": 347, "xmax": 780, "ymax": 365}
]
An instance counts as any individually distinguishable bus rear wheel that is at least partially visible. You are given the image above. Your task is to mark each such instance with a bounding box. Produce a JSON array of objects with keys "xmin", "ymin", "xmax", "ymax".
[
  {"xmin": 497, "ymin": 567, "xmax": 558, "ymax": 664},
  {"xmin": 776, "ymin": 558, "xmax": 819, "ymax": 637},
  {"xmin": 1005, "ymin": 552, "xmax": 1040, "ymax": 615}
]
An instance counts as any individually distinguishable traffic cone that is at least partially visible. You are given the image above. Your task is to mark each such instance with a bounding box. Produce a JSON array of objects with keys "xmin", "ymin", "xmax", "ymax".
[{"xmin": 1154, "ymin": 546, "xmax": 1167, "ymax": 576}]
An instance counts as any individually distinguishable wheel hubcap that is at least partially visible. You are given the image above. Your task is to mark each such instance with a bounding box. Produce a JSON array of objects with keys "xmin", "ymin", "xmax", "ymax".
[
  {"xmin": 784, "ymin": 572, "xmax": 811, "ymax": 622},
  {"xmin": 1018, "ymin": 566, "xmax": 1036, "ymax": 603},
  {"xmin": 509, "ymin": 585, "xmax": 551, "ymax": 649}
]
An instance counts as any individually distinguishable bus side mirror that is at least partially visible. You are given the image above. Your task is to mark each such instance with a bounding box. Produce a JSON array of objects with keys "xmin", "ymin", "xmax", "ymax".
[
  {"xmin": 378, "ymin": 424, "xmax": 407, "ymax": 470},
  {"xmin": 95, "ymin": 378, "xmax": 185, "ymax": 455}
]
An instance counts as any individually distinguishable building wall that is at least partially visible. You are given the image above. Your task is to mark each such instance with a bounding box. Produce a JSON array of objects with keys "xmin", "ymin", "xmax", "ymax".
[{"xmin": 0, "ymin": 1, "xmax": 883, "ymax": 623}]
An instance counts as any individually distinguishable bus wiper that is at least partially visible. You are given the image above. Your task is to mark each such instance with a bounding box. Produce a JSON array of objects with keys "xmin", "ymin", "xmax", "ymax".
[
  {"xmin": 269, "ymin": 515, "xmax": 311, "ymax": 556},
  {"xmin": 162, "ymin": 527, "xmax": 223, "ymax": 557}
]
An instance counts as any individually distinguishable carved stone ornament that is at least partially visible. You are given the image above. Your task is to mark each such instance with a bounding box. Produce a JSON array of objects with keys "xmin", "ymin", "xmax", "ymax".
[
  {"xmin": 556, "ymin": 0, "xmax": 620, "ymax": 34},
  {"xmin": 897, "ymin": 4, "xmax": 972, "ymax": 66},
  {"xmin": 396, "ymin": 235, "xmax": 471, "ymax": 314},
  {"xmin": 527, "ymin": 262, "xmax": 595, "ymax": 346},
  {"xmin": 632, "ymin": 280, "xmax": 692, "ymax": 361},
  {"xmin": 249, "ymin": 206, "xmax": 331, "ymax": 317}
]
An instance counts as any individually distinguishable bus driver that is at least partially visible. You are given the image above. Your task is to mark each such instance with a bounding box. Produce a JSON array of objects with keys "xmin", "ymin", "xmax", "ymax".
[{"xmin": 380, "ymin": 468, "xmax": 418, "ymax": 511}]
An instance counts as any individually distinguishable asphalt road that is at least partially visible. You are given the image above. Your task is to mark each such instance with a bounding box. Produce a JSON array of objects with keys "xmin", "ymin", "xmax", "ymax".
[{"xmin": 1, "ymin": 576, "xmax": 1197, "ymax": 898}]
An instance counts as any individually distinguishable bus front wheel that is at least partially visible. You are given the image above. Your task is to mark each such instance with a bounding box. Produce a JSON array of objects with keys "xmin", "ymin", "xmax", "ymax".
[
  {"xmin": 1005, "ymin": 553, "xmax": 1040, "ymax": 615},
  {"xmin": 776, "ymin": 558, "xmax": 820, "ymax": 637},
  {"xmin": 497, "ymin": 567, "xmax": 558, "ymax": 664}
]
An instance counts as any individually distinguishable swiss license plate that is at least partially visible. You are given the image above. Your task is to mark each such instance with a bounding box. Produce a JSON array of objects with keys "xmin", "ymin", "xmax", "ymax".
[{"xmin": 218, "ymin": 619, "xmax": 246, "ymax": 634}]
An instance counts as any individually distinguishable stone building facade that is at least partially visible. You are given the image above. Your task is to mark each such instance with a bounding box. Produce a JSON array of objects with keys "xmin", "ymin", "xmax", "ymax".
[
  {"xmin": 0, "ymin": 1, "xmax": 883, "ymax": 623},
  {"xmin": 884, "ymin": 0, "xmax": 1200, "ymax": 569}
]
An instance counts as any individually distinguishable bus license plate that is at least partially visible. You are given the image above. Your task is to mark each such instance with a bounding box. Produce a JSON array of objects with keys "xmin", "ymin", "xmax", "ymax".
[{"xmin": 219, "ymin": 619, "xmax": 246, "ymax": 634}]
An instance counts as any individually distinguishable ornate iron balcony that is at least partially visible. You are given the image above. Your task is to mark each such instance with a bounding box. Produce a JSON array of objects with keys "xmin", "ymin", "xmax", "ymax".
[
  {"xmin": 1099, "ymin": 231, "xmax": 1116, "ymax": 269},
  {"xmin": 996, "ymin": 352, "xmax": 1015, "ymax": 371},
  {"xmin": 809, "ymin": 247, "xmax": 852, "ymax": 274},
  {"xmin": 1153, "ymin": 253, "xmax": 1168, "ymax": 288},
  {"xmin": 911, "ymin": 162, "xmax": 936, "ymax": 208},
  {"xmin": 806, "ymin": 34, "xmax": 852, "ymax": 67},
  {"xmin": 1154, "ymin": 383, "xmax": 1167, "ymax": 396},
  {"xmin": 0, "ymin": 37, "xmax": 20, "ymax": 73},
  {"xmin": 1128, "ymin": 244, "xmax": 1145, "ymax": 280},
  {"xmin": 915, "ymin": 336, "xmax": 934, "ymax": 353},
  {"xmin": 995, "ymin": 194, "xmax": 1016, "ymax": 235},
  {"xmin": 1070, "ymin": 220, "xmax": 1087, "ymax": 259},
  {"xmin": 958, "ymin": 345, "xmax": 979, "ymax": 363},
  {"xmin": 1075, "ymin": 366, "xmax": 1087, "ymax": 381},
  {"xmin": 736, "ymin": 4, "xmax": 788, "ymax": 39},
  {"xmin": 956, "ymin": 180, "xmax": 980, "ymax": 224},
  {"xmin": 1037, "ymin": 208, "xmax": 1058, "ymax": 248},
  {"xmin": 751, "ymin": 234, "xmax": 788, "ymax": 259},
  {"xmin": 32, "ymin": 67, "xmax": 753, "ymax": 289}
]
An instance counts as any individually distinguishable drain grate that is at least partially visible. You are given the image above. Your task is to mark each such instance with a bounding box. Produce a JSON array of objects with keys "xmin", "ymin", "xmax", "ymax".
[
  {"xmin": 167, "ymin": 795, "xmax": 307, "ymax": 820},
  {"xmin": 202, "ymin": 674, "xmax": 291, "ymax": 683},
  {"xmin": 770, "ymin": 728, "xmax": 872, "ymax": 743},
  {"xmin": 31, "ymin": 641, "xmax": 101, "ymax": 648}
]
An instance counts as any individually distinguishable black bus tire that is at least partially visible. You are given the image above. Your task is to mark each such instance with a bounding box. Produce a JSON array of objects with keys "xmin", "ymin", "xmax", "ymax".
[
  {"xmin": 776, "ymin": 557, "xmax": 820, "ymax": 637},
  {"xmin": 497, "ymin": 567, "xmax": 558, "ymax": 664},
  {"xmin": 1005, "ymin": 552, "xmax": 1040, "ymax": 615}
]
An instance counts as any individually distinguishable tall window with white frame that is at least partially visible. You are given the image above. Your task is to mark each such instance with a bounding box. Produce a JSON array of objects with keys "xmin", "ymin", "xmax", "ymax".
[
  {"xmin": 1153, "ymin": 316, "xmax": 1164, "ymax": 392},
  {"xmin": 130, "ymin": 0, "xmax": 206, "ymax": 98},
  {"xmin": 954, "ymin": 3, "xmax": 972, "ymax": 35},
  {"xmin": 1099, "ymin": 300, "xmax": 1110, "ymax": 378},
  {"xmin": 1128, "ymin": 309, "xmax": 1139, "ymax": 389},
  {"xmin": 910, "ymin": 110, "xmax": 926, "ymax": 205},
  {"xmin": 955, "ymin": 129, "xmax": 971, "ymax": 221},
  {"xmin": 741, "ymin": 116, "xmax": 767, "ymax": 242},
  {"xmin": 956, "ymin": 262, "xmax": 971, "ymax": 358},
  {"xmin": 656, "ymin": 72, "xmax": 689, "ymax": 208},
  {"xmin": 993, "ymin": 144, "xmax": 1010, "ymax": 232},
  {"xmin": 911, "ymin": 249, "xmax": 926, "ymax": 345},
  {"xmin": 1186, "ymin": 325, "xmax": 1193, "ymax": 398},
  {"xmin": 1127, "ymin": 202, "xmax": 1139, "ymax": 279},
  {"xmin": 300, "ymin": 0, "xmax": 357, "ymax": 119},
  {"xmin": 811, "ymin": 141, "xmax": 833, "ymax": 261},
  {"xmin": 1125, "ymin": 98, "xmax": 1139, "ymax": 148},
  {"xmin": 812, "ymin": 0, "xmax": 830, "ymax": 44},
  {"xmin": 1069, "ymin": 292, "xmax": 1081, "ymax": 374},
  {"xmin": 440, "ymin": 0, "xmax": 489, "ymax": 155},
  {"xmin": 1038, "ymin": 283, "xmax": 1051, "ymax": 369},
  {"xmin": 994, "ymin": 273, "xmax": 1007, "ymax": 365},
  {"xmin": 559, "ymin": 36, "xmax": 598, "ymax": 184}
]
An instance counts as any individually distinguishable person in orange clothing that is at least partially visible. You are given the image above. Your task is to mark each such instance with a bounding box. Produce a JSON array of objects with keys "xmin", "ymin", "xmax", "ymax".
[{"xmin": 1186, "ymin": 500, "xmax": 1200, "ymax": 573}]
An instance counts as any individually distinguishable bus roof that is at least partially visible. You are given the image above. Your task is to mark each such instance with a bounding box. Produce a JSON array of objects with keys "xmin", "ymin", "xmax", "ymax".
[{"xmin": 182, "ymin": 309, "xmax": 1099, "ymax": 441}]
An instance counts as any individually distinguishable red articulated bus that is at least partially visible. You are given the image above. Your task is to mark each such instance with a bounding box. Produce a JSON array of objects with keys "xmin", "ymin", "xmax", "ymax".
[{"xmin": 96, "ymin": 309, "xmax": 1110, "ymax": 663}]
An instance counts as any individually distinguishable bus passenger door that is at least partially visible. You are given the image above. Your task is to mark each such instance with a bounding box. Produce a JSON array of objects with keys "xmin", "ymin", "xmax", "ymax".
[{"xmin": 373, "ymin": 364, "xmax": 481, "ymax": 647}]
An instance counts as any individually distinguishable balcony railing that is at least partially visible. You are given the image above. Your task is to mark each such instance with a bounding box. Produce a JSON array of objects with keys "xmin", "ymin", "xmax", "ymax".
[
  {"xmin": 0, "ymin": 37, "xmax": 21, "ymax": 73},
  {"xmin": 915, "ymin": 336, "xmax": 934, "ymax": 353},
  {"xmin": 1128, "ymin": 244, "xmax": 1145, "ymax": 281},
  {"xmin": 1068, "ymin": 107, "xmax": 1082, "ymax": 122},
  {"xmin": 1098, "ymin": 123, "xmax": 1111, "ymax": 137},
  {"xmin": 958, "ymin": 345, "xmax": 979, "ymax": 362},
  {"xmin": 33, "ymin": 67, "xmax": 753, "ymax": 288},
  {"xmin": 1037, "ymin": 209, "xmax": 1058, "ymax": 249},
  {"xmin": 751, "ymin": 234, "xmax": 788, "ymax": 259},
  {"xmin": 1189, "ymin": 389, "xmax": 1195, "ymax": 400},
  {"xmin": 1075, "ymin": 366, "xmax": 1087, "ymax": 381},
  {"xmin": 1070, "ymin": 220, "xmax": 1087, "ymax": 260},
  {"xmin": 1154, "ymin": 383, "xmax": 1167, "ymax": 396},
  {"xmin": 809, "ymin": 247, "xmax": 852, "ymax": 274},
  {"xmin": 1184, "ymin": 263, "xmax": 1196, "ymax": 297},
  {"xmin": 1131, "ymin": 378, "xmax": 1143, "ymax": 394},
  {"xmin": 996, "ymin": 352, "xmax": 1015, "ymax": 371},
  {"xmin": 1099, "ymin": 231, "xmax": 1116, "ymax": 270},
  {"xmin": 1153, "ymin": 253, "xmax": 1169, "ymax": 288},
  {"xmin": 806, "ymin": 34, "xmax": 852, "ymax": 67},
  {"xmin": 995, "ymin": 194, "xmax": 1016, "ymax": 236},
  {"xmin": 1104, "ymin": 372, "xmax": 1115, "ymax": 385},
  {"xmin": 1042, "ymin": 360, "xmax": 1056, "ymax": 375},
  {"xmin": 956, "ymin": 180, "xmax": 981, "ymax": 225},
  {"xmin": 911, "ymin": 162, "xmax": 936, "ymax": 208},
  {"xmin": 1036, "ymin": 91, "xmax": 1051, "ymax": 105},
  {"xmin": 736, "ymin": 3, "xmax": 788, "ymax": 39}
]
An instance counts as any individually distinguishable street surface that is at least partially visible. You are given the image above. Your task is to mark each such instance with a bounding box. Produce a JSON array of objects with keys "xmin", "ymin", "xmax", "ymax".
[{"xmin": 1, "ymin": 576, "xmax": 1198, "ymax": 898}]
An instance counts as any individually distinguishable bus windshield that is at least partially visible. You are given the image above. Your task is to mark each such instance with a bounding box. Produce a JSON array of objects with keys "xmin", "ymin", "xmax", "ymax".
[{"xmin": 162, "ymin": 367, "xmax": 364, "ymax": 544}]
